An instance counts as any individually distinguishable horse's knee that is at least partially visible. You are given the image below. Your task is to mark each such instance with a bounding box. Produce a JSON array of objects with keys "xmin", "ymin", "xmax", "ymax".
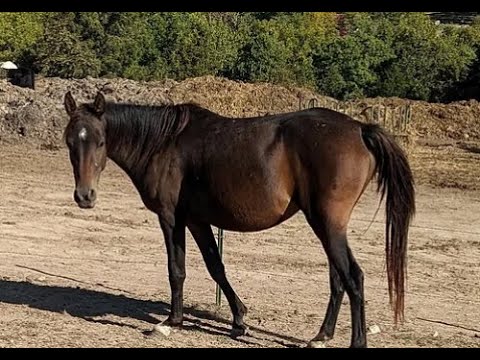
[
  {"xmin": 169, "ymin": 273, "xmax": 186, "ymax": 287},
  {"xmin": 330, "ymin": 272, "xmax": 345, "ymax": 296}
]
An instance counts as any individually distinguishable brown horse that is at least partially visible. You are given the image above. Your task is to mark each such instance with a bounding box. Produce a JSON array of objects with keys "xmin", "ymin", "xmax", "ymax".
[{"xmin": 63, "ymin": 91, "xmax": 415, "ymax": 348}]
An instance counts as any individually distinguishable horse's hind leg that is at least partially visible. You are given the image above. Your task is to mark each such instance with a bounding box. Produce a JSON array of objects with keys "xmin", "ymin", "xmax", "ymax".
[
  {"xmin": 310, "ymin": 263, "xmax": 345, "ymax": 343},
  {"xmin": 306, "ymin": 215, "xmax": 367, "ymax": 348},
  {"xmin": 187, "ymin": 221, "xmax": 248, "ymax": 337}
]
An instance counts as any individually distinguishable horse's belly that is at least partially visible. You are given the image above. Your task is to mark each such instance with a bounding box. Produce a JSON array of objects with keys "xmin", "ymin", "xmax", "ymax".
[
  {"xmin": 188, "ymin": 191, "xmax": 299, "ymax": 232},
  {"xmin": 189, "ymin": 139, "xmax": 298, "ymax": 231}
]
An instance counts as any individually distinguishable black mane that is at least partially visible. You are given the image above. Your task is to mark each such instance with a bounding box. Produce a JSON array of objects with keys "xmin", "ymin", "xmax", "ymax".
[{"xmin": 102, "ymin": 102, "xmax": 196, "ymax": 169}]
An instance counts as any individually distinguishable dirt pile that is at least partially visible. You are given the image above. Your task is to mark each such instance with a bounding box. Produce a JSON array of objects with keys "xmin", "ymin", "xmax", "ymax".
[
  {"xmin": 1, "ymin": 75, "xmax": 480, "ymax": 146},
  {"xmin": 411, "ymin": 99, "xmax": 480, "ymax": 140},
  {"xmin": 0, "ymin": 76, "xmax": 173, "ymax": 146}
]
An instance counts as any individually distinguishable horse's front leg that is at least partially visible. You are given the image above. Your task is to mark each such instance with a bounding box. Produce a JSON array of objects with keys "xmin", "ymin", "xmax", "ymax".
[{"xmin": 152, "ymin": 213, "xmax": 186, "ymax": 333}]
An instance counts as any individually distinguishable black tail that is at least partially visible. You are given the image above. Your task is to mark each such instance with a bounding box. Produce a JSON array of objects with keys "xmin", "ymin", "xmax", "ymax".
[{"xmin": 361, "ymin": 124, "xmax": 415, "ymax": 323}]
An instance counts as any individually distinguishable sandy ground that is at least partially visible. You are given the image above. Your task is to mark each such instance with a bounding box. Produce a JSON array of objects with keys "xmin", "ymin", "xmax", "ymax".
[{"xmin": 0, "ymin": 143, "xmax": 479, "ymax": 348}]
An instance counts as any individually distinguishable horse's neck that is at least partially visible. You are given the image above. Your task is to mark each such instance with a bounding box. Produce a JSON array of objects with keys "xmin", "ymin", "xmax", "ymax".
[
  {"xmin": 106, "ymin": 146, "xmax": 143, "ymax": 186},
  {"xmin": 104, "ymin": 116, "xmax": 150, "ymax": 185},
  {"xmin": 103, "ymin": 102, "xmax": 194, "ymax": 186}
]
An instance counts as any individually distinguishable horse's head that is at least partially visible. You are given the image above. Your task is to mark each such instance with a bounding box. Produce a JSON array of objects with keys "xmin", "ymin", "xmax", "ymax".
[{"xmin": 63, "ymin": 91, "xmax": 108, "ymax": 209}]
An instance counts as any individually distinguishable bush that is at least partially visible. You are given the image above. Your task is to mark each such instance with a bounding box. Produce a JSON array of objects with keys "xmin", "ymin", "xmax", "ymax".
[{"xmin": 1, "ymin": 12, "xmax": 479, "ymax": 103}]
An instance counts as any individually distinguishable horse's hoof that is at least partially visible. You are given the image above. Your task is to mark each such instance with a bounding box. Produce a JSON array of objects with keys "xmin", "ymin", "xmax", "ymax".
[
  {"xmin": 230, "ymin": 325, "xmax": 249, "ymax": 338},
  {"xmin": 307, "ymin": 340, "xmax": 327, "ymax": 348}
]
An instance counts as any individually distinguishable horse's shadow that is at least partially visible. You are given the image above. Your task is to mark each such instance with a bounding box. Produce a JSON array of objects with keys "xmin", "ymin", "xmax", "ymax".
[{"xmin": 0, "ymin": 277, "xmax": 304, "ymax": 347}]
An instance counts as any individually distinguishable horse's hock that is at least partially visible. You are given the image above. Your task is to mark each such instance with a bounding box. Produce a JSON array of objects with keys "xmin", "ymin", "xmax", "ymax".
[{"xmin": 300, "ymin": 97, "xmax": 414, "ymax": 154}]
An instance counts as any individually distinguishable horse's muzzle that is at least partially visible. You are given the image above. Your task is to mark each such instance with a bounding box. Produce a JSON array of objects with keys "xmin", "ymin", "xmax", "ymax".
[{"xmin": 74, "ymin": 188, "xmax": 97, "ymax": 209}]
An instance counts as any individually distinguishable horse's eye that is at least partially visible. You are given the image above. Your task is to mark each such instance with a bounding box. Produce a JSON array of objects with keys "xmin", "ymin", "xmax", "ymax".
[{"xmin": 98, "ymin": 140, "xmax": 105, "ymax": 147}]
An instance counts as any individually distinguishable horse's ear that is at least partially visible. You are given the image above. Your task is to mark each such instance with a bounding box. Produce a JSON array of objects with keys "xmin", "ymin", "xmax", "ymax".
[
  {"xmin": 93, "ymin": 91, "xmax": 106, "ymax": 116},
  {"xmin": 64, "ymin": 91, "xmax": 77, "ymax": 117}
]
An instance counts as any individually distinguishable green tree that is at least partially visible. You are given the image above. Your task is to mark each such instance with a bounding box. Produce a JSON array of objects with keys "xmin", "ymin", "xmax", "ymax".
[
  {"xmin": 444, "ymin": 17, "xmax": 480, "ymax": 100},
  {"xmin": 155, "ymin": 12, "xmax": 238, "ymax": 79},
  {"xmin": 96, "ymin": 12, "xmax": 160, "ymax": 80},
  {"xmin": 232, "ymin": 13, "xmax": 336, "ymax": 87},
  {"xmin": 313, "ymin": 13, "xmax": 395, "ymax": 99},
  {"xmin": 0, "ymin": 12, "xmax": 44, "ymax": 62},
  {"xmin": 34, "ymin": 12, "xmax": 101, "ymax": 78},
  {"xmin": 374, "ymin": 13, "xmax": 476, "ymax": 101}
]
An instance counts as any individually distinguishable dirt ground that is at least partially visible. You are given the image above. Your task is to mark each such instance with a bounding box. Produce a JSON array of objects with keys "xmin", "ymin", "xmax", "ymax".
[
  {"xmin": 1, "ymin": 74, "xmax": 479, "ymax": 348},
  {"xmin": 0, "ymin": 143, "xmax": 479, "ymax": 348}
]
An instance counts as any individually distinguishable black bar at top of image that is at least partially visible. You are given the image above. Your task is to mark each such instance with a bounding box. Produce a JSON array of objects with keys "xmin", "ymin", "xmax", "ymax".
[{"xmin": 3, "ymin": 1, "xmax": 480, "ymax": 12}]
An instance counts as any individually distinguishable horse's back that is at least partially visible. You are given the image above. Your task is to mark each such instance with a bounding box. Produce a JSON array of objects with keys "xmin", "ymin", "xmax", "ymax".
[{"xmin": 181, "ymin": 107, "xmax": 373, "ymax": 231}]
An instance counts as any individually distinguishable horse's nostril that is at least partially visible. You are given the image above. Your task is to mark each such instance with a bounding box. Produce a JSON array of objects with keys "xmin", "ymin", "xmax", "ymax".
[
  {"xmin": 74, "ymin": 190, "xmax": 81, "ymax": 203},
  {"xmin": 89, "ymin": 189, "xmax": 96, "ymax": 201}
]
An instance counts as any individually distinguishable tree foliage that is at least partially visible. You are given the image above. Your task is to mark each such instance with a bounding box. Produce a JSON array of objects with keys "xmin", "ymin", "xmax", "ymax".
[{"xmin": 1, "ymin": 12, "xmax": 479, "ymax": 102}]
